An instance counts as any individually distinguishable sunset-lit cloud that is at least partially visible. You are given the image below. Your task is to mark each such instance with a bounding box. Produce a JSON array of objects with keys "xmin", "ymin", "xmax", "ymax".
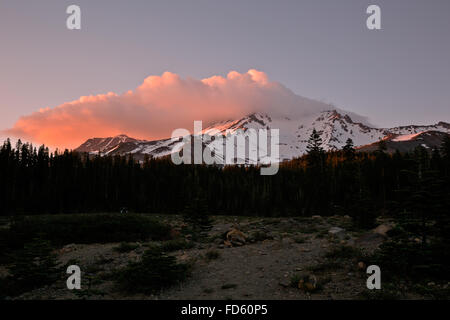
[{"xmin": 4, "ymin": 69, "xmax": 336, "ymax": 149}]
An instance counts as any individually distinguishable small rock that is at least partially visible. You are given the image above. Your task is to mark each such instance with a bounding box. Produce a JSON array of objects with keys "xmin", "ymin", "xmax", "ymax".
[
  {"xmin": 218, "ymin": 244, "xmax": 225, "ymax": 249},
  {"xmin": 279, "ymin": 280, "xmax": 290, "ymax": 287},
  {"xmin": 179, "ymin": 253, "xmax": 189, "ymax": 261},
  {"xmin": 59, "ymin": 243, "xmax": 77, "ymax": 254},
  {"xmin": 357, "ymin": 261, "xmax": 366, "ymax": 270},
  {"xmin": 298, "ymin": 275, "xmax": 317, "ymax": 292},
  {"xmin": 373, "ymin": 224, "xmax": 392, "ymax": 237},
  {"xmin": 328, "ymin": 227, "xmax": 346, "ymax": 239}
]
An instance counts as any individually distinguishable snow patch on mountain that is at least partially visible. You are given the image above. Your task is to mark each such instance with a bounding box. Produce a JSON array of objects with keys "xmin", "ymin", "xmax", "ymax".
[{"xmin": 392, "ymin": 132, "xmax": 426, "ymax": 142}]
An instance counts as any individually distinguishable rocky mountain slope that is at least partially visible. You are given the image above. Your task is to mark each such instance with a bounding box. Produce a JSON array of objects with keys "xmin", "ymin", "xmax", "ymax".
[{"xmin": 357, "ymin": 130, "xmax": 450, "ymax": 153}]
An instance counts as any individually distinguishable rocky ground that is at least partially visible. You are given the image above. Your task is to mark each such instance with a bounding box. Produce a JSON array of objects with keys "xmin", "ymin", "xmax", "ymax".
[{"xmin": 5, "ymin": 214, "xmax": 408, "ymax": 300}]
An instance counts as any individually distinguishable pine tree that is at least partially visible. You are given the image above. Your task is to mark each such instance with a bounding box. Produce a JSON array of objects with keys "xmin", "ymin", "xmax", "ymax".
[
  {"xmin": 349, "ymin": 188, "xmax": 377, "ymax": 229},
  {"xmin": 306, "ymin": 129, "xmax": 324, "ymax": 168},
  {"xmin": 441, "ymin": 135, "xmax": 450, "ymax": 178},
  {"xmin": 343, "ymin": 138, "xmax": 355, "ymax": 160},
  {"xmin": 306, "ymin": 129, "xmax": 323, "ymax": 154},
  {"xmin": 441, "ymin": 135, "xmax": 450, "ymax": 159}
]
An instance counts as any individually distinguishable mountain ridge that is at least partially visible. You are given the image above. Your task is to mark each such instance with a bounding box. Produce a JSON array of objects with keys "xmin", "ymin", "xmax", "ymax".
[{"xmin": 75, "ymin": 110, "xmax": 450, "ymax": 161}]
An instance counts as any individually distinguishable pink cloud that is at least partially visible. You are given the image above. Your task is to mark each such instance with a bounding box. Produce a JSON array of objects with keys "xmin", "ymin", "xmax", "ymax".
[{"xmin": 4, "ymin": 69, "xmax": 332, "ymax": 149}]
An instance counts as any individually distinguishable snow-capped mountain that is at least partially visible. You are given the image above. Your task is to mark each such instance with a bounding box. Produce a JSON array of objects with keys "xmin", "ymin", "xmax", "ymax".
[
  {"xmin": 201, "ymin": 110, "xmax": 388, "ymax": 161},
  {"xmin": 76, "ymin": 134, "xmax": 141, "ymax": 154},
  {"xmin": 76, "ymin": 134, "xmax": 182, "ymax": 159},
  {"xmin": 74, "ymin": 110, "xmax": 450, "ymax": 161}
]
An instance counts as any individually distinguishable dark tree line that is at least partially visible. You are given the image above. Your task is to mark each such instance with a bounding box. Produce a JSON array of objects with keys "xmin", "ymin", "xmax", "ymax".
[{"xmin": 1, "ymin": 134, "xmax": 450, "ymax": 221}]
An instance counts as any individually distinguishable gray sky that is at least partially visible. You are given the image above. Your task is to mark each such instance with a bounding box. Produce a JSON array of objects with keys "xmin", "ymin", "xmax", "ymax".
[{"xmin": 1, "ymin": 0, "xmax": 449, "ymax": 141}]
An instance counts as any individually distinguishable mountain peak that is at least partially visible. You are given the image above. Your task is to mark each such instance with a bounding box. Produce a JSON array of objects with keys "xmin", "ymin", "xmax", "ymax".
[
  {"xmin": 75, "ymin": 134, "xmax": 139, "ymax": 154},
  {"xmin": 115, "ymin": 134, "xmax": 130, "ymax": 138},
  {"xmin": 437, "ymin": 121, "xmax": 450, "ymax": 129}
]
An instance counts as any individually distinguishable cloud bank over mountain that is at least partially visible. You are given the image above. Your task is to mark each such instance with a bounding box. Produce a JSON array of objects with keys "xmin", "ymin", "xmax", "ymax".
[{"xmin": 5, "ymin": 69, "xmax": 348, "ymax": 149}]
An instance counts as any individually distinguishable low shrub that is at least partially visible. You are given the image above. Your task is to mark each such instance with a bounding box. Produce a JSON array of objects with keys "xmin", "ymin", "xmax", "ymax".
[
  {"xmin": 114, "ymin": 242, "xmax": 140, "ymax": 253},
  {"xmin": 115, "ymin": 248, "xmax": 190, "ymax": 294},
  {"xmin": 249, "ymin": 230, "xmax": 274, "ymax": 242},
  {"xmin": 5, "ymin": 213, "xmax": 171, "ymax": 248},
  {"xmin": 221, "ymin": 283, "xmax": 237, "ymax": 290},
  {"xmin": 0, "ymin": 238, "xmax": 61, "ymax": 298},
  {"xmin": 159, "ymin": 239, "xmax": 194, "ymax": 253}
]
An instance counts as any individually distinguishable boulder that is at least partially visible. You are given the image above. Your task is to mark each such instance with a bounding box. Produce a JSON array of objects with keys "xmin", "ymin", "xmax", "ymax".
[{"xmin": 226, "ymin": 228, "xmax": 247, "ymax": 245}]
